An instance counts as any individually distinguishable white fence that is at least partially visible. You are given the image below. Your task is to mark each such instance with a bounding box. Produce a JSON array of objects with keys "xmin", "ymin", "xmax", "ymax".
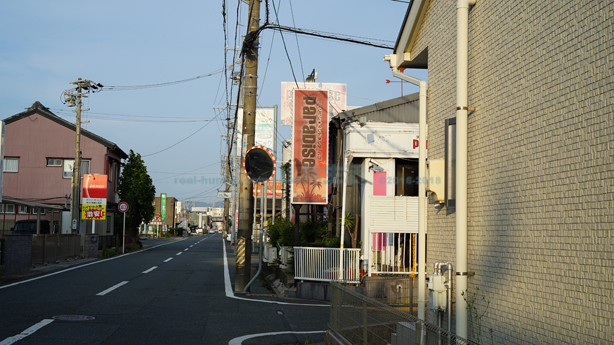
[
  {"xmin": 294, "ymin": 247, "xmax": 361, "ymax": 284},
  {"xmin": 369, "ymin": 231, "xmax": 416, "ymax": 275}
]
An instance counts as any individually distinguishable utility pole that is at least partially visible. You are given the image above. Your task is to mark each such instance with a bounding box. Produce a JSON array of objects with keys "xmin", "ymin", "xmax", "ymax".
[
  {"xmin": 64, "ymin": 78, "xmax": 102, "ymax": 234},
  {"xmin": 236, "ymin": 0, "xmax": 260, "ymax": 291}
]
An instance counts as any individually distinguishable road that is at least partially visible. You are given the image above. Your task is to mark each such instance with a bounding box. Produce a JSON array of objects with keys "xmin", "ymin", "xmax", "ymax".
[{"xmin": 0, "ymin": 234, "xmax": 329, "ymax": 345}]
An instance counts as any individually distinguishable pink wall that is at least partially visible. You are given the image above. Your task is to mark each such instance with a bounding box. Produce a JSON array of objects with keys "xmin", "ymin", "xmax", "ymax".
[{"xmin": 3, "ymin": 113, "xmax": 112, "ymax": 205}]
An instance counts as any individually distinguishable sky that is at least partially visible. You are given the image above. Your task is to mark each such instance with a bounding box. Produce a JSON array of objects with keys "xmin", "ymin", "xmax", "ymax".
[{"xmin": 0, "ymin": 0, "xmax": 428, "ymax": 207}]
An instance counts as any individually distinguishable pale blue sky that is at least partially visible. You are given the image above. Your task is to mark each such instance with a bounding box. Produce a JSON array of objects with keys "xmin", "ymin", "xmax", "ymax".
[{"xmin": 0, "ymin": 0, "xmax": 427, "ymax": 205}]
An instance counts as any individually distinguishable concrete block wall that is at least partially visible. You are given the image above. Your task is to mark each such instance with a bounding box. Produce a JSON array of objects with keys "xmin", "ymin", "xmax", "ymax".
[
  {"xmin": 409, "ymin": 0, "xmax": 614, "ymax": 343},
  {"xmin": 84, "ymin": 234, "xmax": 99, "ymax": 259},
  {"xmin": 1, "ymin": 235, "xmax": 32, "ymax": 277}
]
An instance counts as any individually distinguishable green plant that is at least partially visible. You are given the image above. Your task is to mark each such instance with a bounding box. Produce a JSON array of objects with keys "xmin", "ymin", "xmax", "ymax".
[
  {"xmin": 325, "ymin": 236, "xmax": 341, "ymax": 248},
  {"xmin": 461, "ymin": 287, "xmax": 494, "ymax": 345},
  {"xmin": 267, "ymin": 216, "xmax": 294, "ymax": 247},
  {"xmin": 125, "ymin": 243, "xmax": 141, "ymax": 253},
  {"xmin": 101, "ymin": 246, "xmax": 116, "ymax": 258},
  {"xmin": 299, "ymin": 220, "xmax": 327, "ymax": 243}
]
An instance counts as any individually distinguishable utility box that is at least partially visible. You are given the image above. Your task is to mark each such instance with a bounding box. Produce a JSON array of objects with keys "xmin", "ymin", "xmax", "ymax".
[
  {"xmin": 428, "ymin": 275, "xmax": 447, "ymax": 311},
  {"xmin": 427, "ymin": 159, "xmax": 445, "ymax": 204}
]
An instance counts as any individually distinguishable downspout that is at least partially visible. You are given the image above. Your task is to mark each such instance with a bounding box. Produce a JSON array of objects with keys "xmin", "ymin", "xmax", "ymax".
[
  {"xmin": 456, "ymin": 0, "xmax": 475, "ymax": 339},
  {"xmin": 391, "ymin": 70, "xmax": 427, "ymax": 321},
  {"xmin": 339, "ymin": 152, "xmax": 350, "ymax": 281}
]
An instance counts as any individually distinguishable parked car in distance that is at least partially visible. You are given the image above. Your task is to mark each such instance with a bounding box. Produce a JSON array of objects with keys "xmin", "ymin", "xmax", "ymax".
[
  {"xmin": 195, "ymin": 228, "xmax": 203, "ymax": 234},
  {"xmin": 11, "ymin": 220, "xmax": 51, "ymax": 235},
  {"xmin": 208, "ymin": 228, "xmax": 215, "ymax": 234}
]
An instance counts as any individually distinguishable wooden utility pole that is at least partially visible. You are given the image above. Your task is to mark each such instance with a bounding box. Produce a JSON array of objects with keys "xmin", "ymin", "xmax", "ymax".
[{"xmin": 235, "ymin": 0, "xmax": 260, "ymax": 291}]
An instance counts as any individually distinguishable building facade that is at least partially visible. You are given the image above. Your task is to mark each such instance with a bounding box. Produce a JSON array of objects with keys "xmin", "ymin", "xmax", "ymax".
[
  {"xmin": 2, "ymin": 101, "xmax": 127, "ymax": 234},
  {"xmin": 385, "ymin": 1, "xmax": 613, "ymax": 343}
]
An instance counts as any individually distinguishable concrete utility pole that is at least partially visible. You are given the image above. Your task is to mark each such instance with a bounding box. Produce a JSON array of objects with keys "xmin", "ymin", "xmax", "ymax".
[
  {"xmin": 236, "ymin": 0, "xmax": 260, "ymax": 291},
  {"xmin": 70, "ymin": 79, "xmax": 83, "ymax": 234},
  {"xmin": 65, "ymin": 78, "xmax": 102, "ymax": 234}
]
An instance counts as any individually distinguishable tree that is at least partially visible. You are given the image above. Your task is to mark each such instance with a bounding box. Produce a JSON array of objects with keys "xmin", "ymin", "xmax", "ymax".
[{"xmin": 118, "ymin": 150, "xmax": 156, "ymax": 237}]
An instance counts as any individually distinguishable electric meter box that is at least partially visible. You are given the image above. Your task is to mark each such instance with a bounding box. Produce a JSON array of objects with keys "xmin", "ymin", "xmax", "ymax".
[{"xmin": 428, "ymin": 275, "xmax": 447, "ymax": 311}]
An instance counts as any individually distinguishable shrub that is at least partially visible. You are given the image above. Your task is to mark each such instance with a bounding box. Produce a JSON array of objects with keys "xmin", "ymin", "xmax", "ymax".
[
  {"xmin": 101, "ymin": 246, "xmax": 116, "ymax": 258},
  {"xmin": 125, "ymin": 243, "xmax": 141, "ymax": 253},
  {"xmin": 267, "ymin": 216, "xmax": 294, "ymax": 247},
  {"xmin": 299, "ymin": 220, "xmax": 327, "ymax": 243}
]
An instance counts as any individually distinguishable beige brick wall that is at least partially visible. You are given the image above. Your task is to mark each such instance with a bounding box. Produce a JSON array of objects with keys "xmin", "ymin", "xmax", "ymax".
[{"xmin": 410, "ymin": 0, "xmax": 614, "ymax": 343}]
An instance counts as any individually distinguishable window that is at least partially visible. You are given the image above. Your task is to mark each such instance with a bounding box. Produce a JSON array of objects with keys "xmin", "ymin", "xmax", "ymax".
[
  {"xmin": 30, "ymin": 207, "xmax": 46, "ymax": 215},
  {"xmin": 108, "ymin": 162, "xmax": 113, "ymax": 182},
  {"xmin": 4, "ymin": 204, "xmax": 15, "ymax": 214},
  {"xmin": 18, "ymin": 205, "xmax": 29, "ymax": 214},
  {"xmin": 63, "ymin": 159, "xmax": 90, "ymax": 178},
  {"xmin": 47, "ymin": 158, "xmax": 62, "ymax": 166},
  {"xmin": 445, "ymin": 118, "xmax": 456, "ymax": 208},
  {"xmin": 395, "ymin": 159, "xmax": 419, "ymax": 196},
  {"xmin": 3, "ymin": 157, "xmax": 19, "ymax": 172}
]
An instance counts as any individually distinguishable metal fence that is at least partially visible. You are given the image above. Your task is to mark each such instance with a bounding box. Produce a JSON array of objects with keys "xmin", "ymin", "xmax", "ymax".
[
  {"xmin": 329, "ymin": 282, "xmax": 475, "ymax": 345},
  {"xmin": 31, "ymin": 234, "xmax": 82, "ymax": 265},
  {"xmin": 294, "ymin": 247, "xmax": 361, "ymax": 284}
]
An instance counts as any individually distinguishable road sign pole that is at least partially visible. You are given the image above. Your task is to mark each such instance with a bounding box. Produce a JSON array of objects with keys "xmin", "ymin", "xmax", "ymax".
[{"xmin": 123, "ymin": 212, "xmax": 126, "ymax": 254}]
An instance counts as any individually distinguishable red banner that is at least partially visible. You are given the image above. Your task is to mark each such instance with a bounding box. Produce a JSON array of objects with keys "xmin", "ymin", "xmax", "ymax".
[{"xmin": 291, "ymin": 90, "xmax": 328, "ymax": 204}]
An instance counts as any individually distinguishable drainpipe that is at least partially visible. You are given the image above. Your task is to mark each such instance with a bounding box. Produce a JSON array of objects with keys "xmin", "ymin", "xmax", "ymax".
[
  {"xmin": 339, "ymin": 153, "xmax": 350, "ymax": 281},
  {"xmin": 456, "ymin": 0, "xmax": 475, "ymax": 339},
  {"xmin": 391, "ymin": 70, "xmax": 427, "ymax": 322}
]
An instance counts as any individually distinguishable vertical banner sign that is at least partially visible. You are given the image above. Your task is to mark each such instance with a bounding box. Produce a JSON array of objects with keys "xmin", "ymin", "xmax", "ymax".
[
  {"xmin": 236, "ymin": 107, "xmax": 276, "ymax": 156},
  {"xmin": 281, "ymin": 82, "xmax": 346, "ymax": 126},
  {"xmin": 291, "ymin": 90, "xmax": 328, "ymax": 204},
  {"xmin": 161, "ymin": 193, "xmax": 167, "ymax": 221},
  {"xmin": 82, "ymin": 174, "xmax": 108, "ymax": 220}
]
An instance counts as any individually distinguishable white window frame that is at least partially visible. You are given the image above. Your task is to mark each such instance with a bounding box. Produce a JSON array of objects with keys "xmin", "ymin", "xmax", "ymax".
[
  {"xmin": 30, "ymin": 207, "xmax": 46, "ymax": 215},
  {"xmin": 3, "ymin": 157, "xmax": 19, "ymax": 172},
  {"xmin": 47, "ymin": 158, "xmax": 62, "ymax": 167},
  {"xmin": 63, "ymin": 159, "xmax": 91, "ymax": 179},
  {"xmin": 4, "ymin": 204, "xmax": 15, "ymax": 214},
  {"xmin": 18, "ymin": 205, "xmax": 29, "ymax": 214}
]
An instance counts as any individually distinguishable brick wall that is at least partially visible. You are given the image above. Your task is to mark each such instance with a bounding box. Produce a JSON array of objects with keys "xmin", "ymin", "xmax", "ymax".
[{"xmin": 409, "ymin": 0, "xmax": 614, "ymax": 343}]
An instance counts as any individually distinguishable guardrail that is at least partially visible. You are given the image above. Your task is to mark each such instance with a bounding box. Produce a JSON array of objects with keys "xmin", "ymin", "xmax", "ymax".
[
  {"xmin": 294, "ymin": 247, "xmax": 361, "ymax": 284},
  {"xmin": 31, "ymin": 234, "xmax": 81, "ymax": 265}
]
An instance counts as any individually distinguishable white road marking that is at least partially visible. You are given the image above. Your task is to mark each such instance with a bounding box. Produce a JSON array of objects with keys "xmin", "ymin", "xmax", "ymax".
[
  {"xmin": 96, "ymin": 281, "xmax": 129, "ymax": 296},
  {"xmin": 228, "ymin": 331, "xmax": 326, "ymax": 345},
  {"xmin": 222, "ymin": 240, "xmax": 328, "ymax": 307},
  {"xmin": 164, "ymin": 258, "xmax": 173, "ymax": 262},
  {"xmin": 184, "ymin": 248, "xmax": 189, "ymax": 251},
  {"xmin": 176, "ymin": 252, "xmax": 183, "ymax": 256},
  {"xmin": 142, "ymin": 266, "xmax": 158, "ymax": 274},
  {"xmin": 0, "ymin": 319, "xmax": 55, "ymax": 345},
  {"xmin": 0, "ymin": 238, "xmax": 188, "ymax": 290}
]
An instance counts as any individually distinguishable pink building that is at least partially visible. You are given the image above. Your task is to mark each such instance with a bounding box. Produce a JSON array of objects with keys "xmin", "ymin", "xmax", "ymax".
[{"xmin": 1, "ymin": 101, "xmax": 127, "ymax": 234}]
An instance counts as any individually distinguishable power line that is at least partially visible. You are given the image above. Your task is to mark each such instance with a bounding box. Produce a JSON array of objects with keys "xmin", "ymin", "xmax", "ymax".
[
  {"xmin": 143, "ymin": 114, "xmax": 219, "ymax": 157},
  {"xmin": 101, "ymin": 69, "xmax": 224, "ymax": 91}
]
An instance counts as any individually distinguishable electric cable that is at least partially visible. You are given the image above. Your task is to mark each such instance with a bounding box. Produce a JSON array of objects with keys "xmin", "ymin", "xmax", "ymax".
[
  {"xmin": 142, "ymin": 113, "xmax": 219, "ymax": 157},
  {"xmin": 101, "ymin": 69, "xmax": 224, "ymax": 91}
]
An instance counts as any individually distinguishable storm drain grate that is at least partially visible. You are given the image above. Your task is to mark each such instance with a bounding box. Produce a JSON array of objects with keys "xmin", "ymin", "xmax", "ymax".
[{"xmin": 52, "ymin": 315, "xmax": 96, "ymax": 321}]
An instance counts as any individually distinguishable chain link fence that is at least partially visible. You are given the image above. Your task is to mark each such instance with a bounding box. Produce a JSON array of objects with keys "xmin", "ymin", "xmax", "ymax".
[{"xmin": 329, "ymin": 281, "xmax": 475, "ymax": 345}]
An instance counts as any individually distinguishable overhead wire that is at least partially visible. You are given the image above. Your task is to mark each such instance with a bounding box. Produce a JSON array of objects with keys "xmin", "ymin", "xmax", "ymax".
[
  {"xmin": 101, "ymin": 69, "xmax": 224, "ymax": 91},
  {"xmin": 142, "ymin": 113, "xmax": 220, "ymax": 157}
]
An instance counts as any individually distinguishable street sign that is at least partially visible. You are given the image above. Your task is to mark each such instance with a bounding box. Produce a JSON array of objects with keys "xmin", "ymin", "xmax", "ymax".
[
  {"xmin": 82, "ymin": 174, "xmax": 108, "ymax": 220},
  {"xmin": 118, "ymin": 202, "xmax": 129, "ymax": 213},
  {"xmin": 217, "ymin": 192, "xmax": 232, "ymax": 199}
]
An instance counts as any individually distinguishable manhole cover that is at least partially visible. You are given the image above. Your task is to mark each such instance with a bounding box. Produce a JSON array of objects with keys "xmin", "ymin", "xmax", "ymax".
[{"xmin": 52, "ymin": 315, "xmax": 96, "ymax": 321}]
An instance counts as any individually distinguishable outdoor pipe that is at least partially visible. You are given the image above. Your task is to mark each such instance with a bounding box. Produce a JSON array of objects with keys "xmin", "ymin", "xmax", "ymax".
[
  {"xmin": 244, "ymin": 183, "xmax": 266, "ymax": 292},
  {"xmin": 456, "ymin": 0, "xmax": 475, "ymax": 339},
  {"xmin": 392, "ymin": 70, "xmax": 427, "ymax": 321}
]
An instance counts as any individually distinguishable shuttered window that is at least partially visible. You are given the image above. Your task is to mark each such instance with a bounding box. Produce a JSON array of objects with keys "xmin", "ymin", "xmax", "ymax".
[{"xmin": 3, "ymin": 157, "xmax": 19, "ymax": 172}]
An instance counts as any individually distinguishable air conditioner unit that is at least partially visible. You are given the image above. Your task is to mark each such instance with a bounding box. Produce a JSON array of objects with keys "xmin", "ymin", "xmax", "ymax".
[
  {"xmin": 280, "ymin": 246, "xmax": 294, "ymax": 266},
  {"xmin": 264, "ymin": 246, "xmax": 278, "ymax": 263}
]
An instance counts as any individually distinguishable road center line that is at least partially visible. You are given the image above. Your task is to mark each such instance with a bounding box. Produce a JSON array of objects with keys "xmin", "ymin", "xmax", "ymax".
[
  {"xmin": 184, "ymin": 248, "xmax": 189, "ymax": 251},
  {"xmin": 176, "ymin": 252, "xmax": 183, "ymax": 256},
  {"xmin": 96, "ymin": 281, "xmax": 129, "ymax": 296},
  {"xmin": 142, "ymin": 266, "xmax": 157, "ymax": 274},
  {"xmin": 164, "ymin": 258, "xmax": 173, "ymax": 262},
  {"xmin": 0, "ymin": 319, "xmax": 55, "ymax": 345}
]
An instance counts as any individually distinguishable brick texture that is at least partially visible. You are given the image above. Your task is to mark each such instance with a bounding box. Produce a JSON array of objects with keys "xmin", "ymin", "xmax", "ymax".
[{"xmin": 410, "ymin": 0, "xmax": 614, "ymax": 343}]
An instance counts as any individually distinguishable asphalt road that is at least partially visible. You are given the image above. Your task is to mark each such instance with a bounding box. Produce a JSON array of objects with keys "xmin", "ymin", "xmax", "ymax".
[{"xmin": 0, "ymin": 235, "xmax": 329, "ymax": 345}]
